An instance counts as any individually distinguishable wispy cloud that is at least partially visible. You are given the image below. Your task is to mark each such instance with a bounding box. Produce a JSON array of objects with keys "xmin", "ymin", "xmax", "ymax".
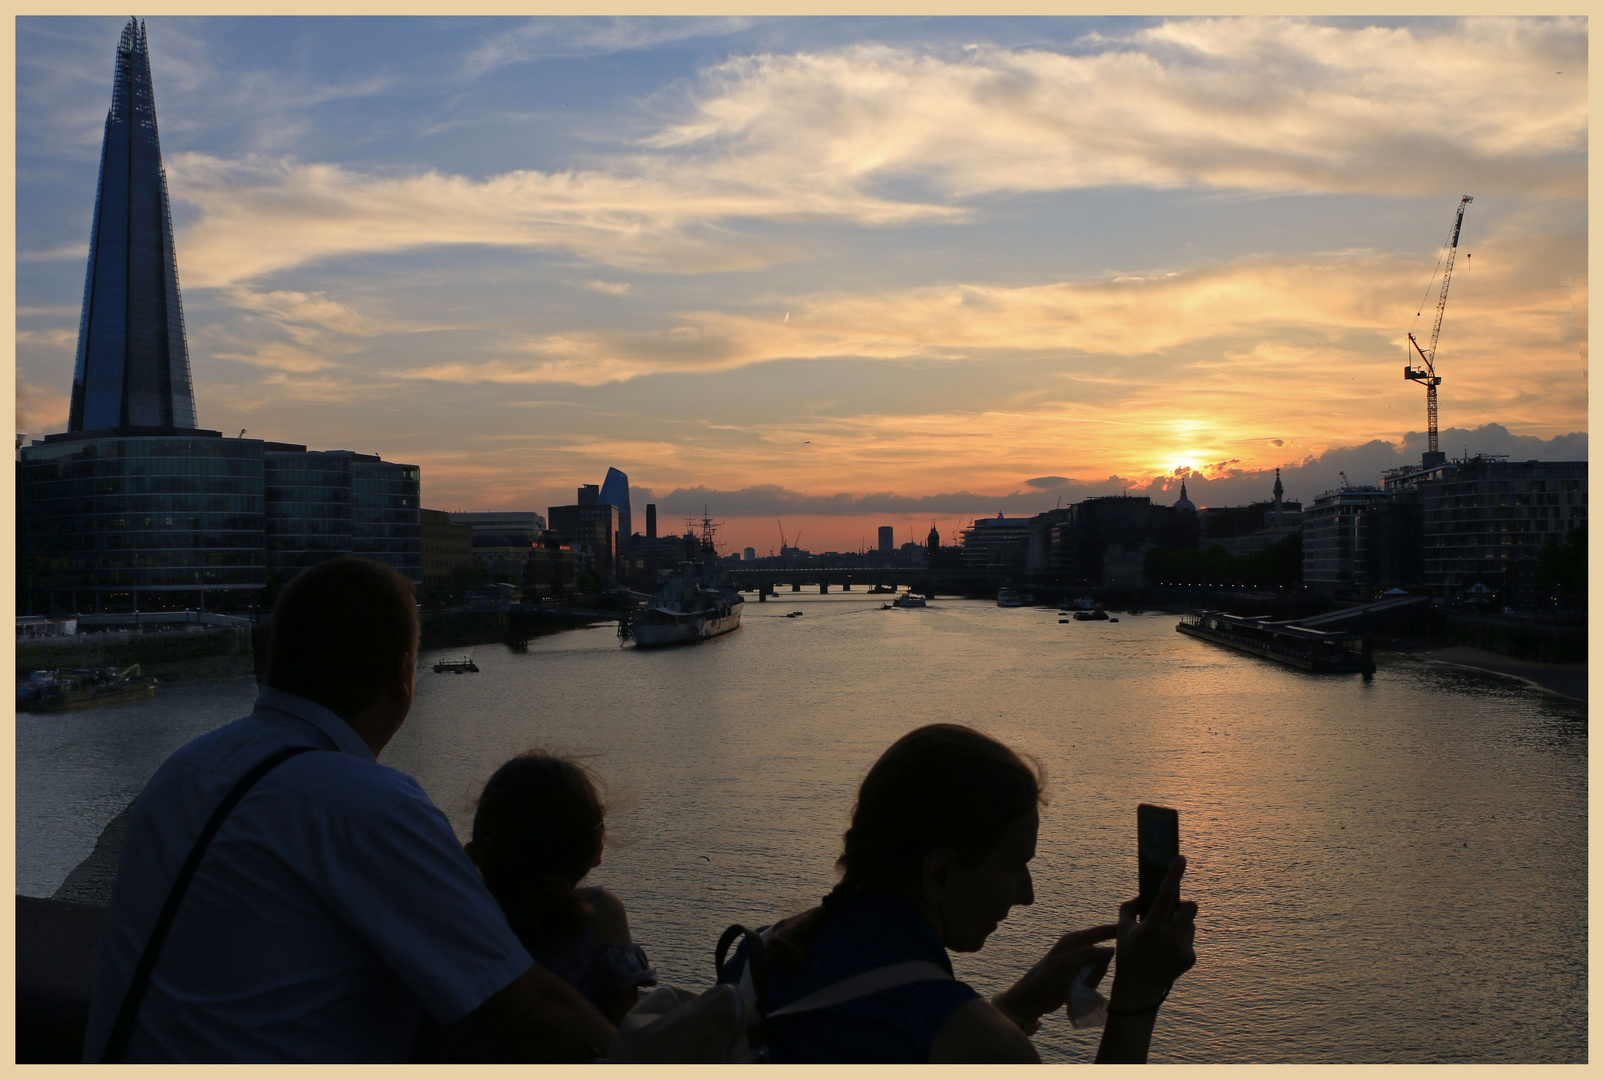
[
  {"xmin": 465, "ymin": 16, "xmax": 760, "ymax": 74},
  {"xmin": 167, "ymin": 151, "xmax": 950, "ymax": 287},
  {"xmin": 17, "ymin": 243, "xmax": 89, "ymax": 262},
  {"xmin": 581, "ymin": 279, "xmax": 632, "ymax": 295},
  {"xmin": 651, "ymin": 19, "xmax": 1585, "ymax": 200},
  {"xmin": 162, "ymin": 19, "xmax": 1583, "ymax": 287}
]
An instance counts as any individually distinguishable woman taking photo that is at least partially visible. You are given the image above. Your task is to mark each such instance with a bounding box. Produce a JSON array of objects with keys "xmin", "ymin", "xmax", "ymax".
[{"xmin": 720, "ymin": 723, "xmax": 1197, "ymax": 1063}]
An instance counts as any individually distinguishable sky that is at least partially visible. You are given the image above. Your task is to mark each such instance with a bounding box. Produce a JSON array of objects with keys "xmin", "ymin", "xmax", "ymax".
[{"xmin": 15, "ymin": 16, "xmax": 1588, "ymax": 556}]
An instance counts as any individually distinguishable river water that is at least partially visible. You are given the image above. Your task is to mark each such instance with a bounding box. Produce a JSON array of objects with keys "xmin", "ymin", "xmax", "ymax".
[{"xmin": 16, "ymin": 595, "xmax": 1587, "ymax": 1063}]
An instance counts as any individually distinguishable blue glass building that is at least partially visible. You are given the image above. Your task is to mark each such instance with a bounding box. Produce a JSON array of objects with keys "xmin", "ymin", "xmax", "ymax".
[{"xmin": 70, "ymin": 19, "xmax": 196, "ymax": 434}]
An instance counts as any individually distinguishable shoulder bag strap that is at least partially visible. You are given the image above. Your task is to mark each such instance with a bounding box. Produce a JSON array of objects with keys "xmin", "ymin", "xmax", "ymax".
[
  {"xmin": 99, "ymin": 744, "xmax": 320, "ymax": 1063},
  {"xmin": 765, "ymin": 960, "xmax": 952, "ymax": 1019}
]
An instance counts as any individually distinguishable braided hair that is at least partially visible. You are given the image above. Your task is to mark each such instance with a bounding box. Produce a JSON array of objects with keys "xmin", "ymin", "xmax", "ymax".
[
  {"xmin": 470, "ymin": 752, "xmax": 608, "ymax": 948},
  {"xmin": 768, "ymin": 723, "xmax": 1046, "ymax": 969}
]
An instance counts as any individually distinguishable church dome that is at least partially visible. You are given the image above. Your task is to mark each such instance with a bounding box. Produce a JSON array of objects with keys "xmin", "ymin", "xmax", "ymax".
[{"xmin": 1173, "ymin": 480, "xmax": 1196, "ymax": 513}]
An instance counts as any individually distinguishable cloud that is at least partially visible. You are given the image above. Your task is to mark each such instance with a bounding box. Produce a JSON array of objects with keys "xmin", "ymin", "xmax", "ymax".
[
  {"xmin": 166, "ymin": 151, "xmax": 953, "ymax": 287},
  {"xmin": 581, "ymin": 280, "xmax": 632, "ymax": 295},
  {"xmin": 1025, "ymin": 476, "xmax": 1070, "ymax": 489},
  {"xmin": 16, "ymin": 378, "xmax": 70, "ymax": 437},
  {"xmin": 162, "ymin": 19, "xmax": 1582, "ymax": 287},
  {"xmin": 466, "ymin": 16, "xmax": 760, "ymax": 73},
  {"xmin": 652, "ymin": 19, "xmax": 1585, "ymax": 201},
  {"xmin": 17, "ymin": 243, "xmax": 89, "ymax": 262},
  {"xmin": 393, "ymin": 233, "xmax": 1585, "ymax": 434}
]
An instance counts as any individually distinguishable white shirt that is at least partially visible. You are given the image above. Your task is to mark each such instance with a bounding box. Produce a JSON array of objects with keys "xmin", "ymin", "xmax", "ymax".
[{"xmin": 82, "ymin": 688, "xmax": 533, "ymax": 1062}]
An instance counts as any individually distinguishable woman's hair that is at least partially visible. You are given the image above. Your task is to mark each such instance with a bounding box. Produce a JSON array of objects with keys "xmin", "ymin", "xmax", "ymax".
[
  {"xmin": 768, "ymin": 723, "xmax": 1046, "ymax": 968},
  {"xmin": 470, "ymin": 751, "xmax": 608, "ymax": 945}
]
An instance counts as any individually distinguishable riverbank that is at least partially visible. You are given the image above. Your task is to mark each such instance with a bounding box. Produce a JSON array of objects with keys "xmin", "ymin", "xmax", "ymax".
[{"xmin": 1409, "ymin": 646, "xmax": 1588, "ymax": 702}]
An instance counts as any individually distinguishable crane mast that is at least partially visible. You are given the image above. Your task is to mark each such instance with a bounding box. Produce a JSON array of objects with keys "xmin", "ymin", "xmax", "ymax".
[{"xmin": 1405, "ymin": 195, "xmax": 1472, "ymax": 455}]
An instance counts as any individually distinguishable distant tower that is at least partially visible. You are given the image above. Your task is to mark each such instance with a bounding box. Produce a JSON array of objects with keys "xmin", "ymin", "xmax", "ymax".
[
  {"xmin": 599, "ymin": 467, "xmax": 631, "ymax": 541},
  {"xmin": 70, "ymin": 18, "xmax": 197, "ymax": 433},
  {"xmin": 1173, "ymin": 480, "xmax": 1196, "ymax": 513},
  {"xmin": 577, "ymin": 483, "xmax": 599, "ymax": 505},
  {"xmin": 877, "ymin": 525, "xmax": 893, "ymax": 553},
  {"xmin": 1273, "ymin": 468, "xmax": 1285, "ymax": 527},
  {"xmin": 926, "ymin": 523, "xmax": 941, "ymax": 564},
  {"xmin": 646, "ymin": 503, "xmax": 657, "ymax": 540}
]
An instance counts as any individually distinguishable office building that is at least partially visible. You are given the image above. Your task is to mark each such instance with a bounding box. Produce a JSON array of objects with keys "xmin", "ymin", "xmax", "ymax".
[
  {"xmin": 1384, "ymin": 455, "xmax": 1587, "ymax": 600},
  {"xmin": 744, "ymin": 547, "xmax": 756, "ymax": 561},
  {"xmin": 70, "ymin": 19, "xmax": 195, "ymax": 434},
  {"xmin": 420, "ymin": 509, "xmax": 473, "ymax": 594},
  {"xmin": 448, "ymin": 511, "xmax": 547, "ymax": 534},
  {"xmin": 547, "ymin": 503, "xmax": 619, "ymax": 584},
  {"xmin": 599, "ymin": 467, "xmax": 632, "ymax": 545},
  {"xmin": 1302, "ymin": 487, "xmax": 1395, "ymax": 596},
  {"xmin": 878, "ymin": 526, "xmax": 894, "ymax": 553},
  {"xmin": 960, "ymin": 514, "xmax": 1034, "ymax": 568}
]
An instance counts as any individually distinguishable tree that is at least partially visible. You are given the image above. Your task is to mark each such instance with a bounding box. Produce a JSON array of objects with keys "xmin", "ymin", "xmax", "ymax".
[{"xmin": 1535, "ymin": 523, "xmax": 1586, "ymax": 605}]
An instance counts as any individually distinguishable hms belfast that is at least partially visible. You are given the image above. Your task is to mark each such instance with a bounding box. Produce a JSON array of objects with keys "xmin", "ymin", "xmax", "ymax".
[{"xmin": 17, "ymin": 20, "xmax": 422, "ymax": 617}]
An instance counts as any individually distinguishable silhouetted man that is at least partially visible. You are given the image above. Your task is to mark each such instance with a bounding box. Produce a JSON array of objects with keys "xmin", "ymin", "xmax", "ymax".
[{"xmin": 83, "ymin": 557, "xmax": 614, "ymax": 1062}]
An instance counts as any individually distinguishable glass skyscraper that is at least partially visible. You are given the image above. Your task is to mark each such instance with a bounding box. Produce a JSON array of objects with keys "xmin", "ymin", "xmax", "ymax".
[{"xmin": 70, "ymin": 18, "xmax": 196, "ymax": 433}]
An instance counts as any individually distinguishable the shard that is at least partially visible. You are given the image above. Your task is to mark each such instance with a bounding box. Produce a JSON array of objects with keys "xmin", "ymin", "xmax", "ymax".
[{"xmin": 68, "ymin": 17, "xmax": 197, "ymax": 432}]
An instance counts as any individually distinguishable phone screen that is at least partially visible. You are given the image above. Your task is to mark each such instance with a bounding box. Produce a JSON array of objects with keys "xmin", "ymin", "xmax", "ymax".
[{"xmin": 1137, "ymin": 804, "xmax": 1179, "ymax": 919}]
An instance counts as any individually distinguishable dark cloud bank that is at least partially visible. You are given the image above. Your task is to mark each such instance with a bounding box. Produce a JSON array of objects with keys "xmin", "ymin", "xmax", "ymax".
[{"xmin": 631, "ymin": 424, "xmax": 1586, "ymax": 520}]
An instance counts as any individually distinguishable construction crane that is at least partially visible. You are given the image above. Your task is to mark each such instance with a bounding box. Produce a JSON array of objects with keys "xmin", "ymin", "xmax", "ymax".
[{"xmin": 1405, "ymin": 195, "xmax": 1472, "ymax": 455}]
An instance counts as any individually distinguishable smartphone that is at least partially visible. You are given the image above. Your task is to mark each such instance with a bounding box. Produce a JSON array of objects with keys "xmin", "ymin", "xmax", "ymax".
[{"xmin": 1137, "ymin": 804, "xmax": 1180, "ymax": 919}]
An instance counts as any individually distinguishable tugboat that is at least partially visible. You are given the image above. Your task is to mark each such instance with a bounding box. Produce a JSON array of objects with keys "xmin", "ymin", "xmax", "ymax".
[
  {"xmin": 632, "ymin": 510, "xmax": 745, "ymax": 647},
  {"xmin": 18, "ymin": 664, "xmax": 157, "ymax": 711}
]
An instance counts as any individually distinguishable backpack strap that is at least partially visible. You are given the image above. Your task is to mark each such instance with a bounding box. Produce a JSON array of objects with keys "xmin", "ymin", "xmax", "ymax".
[
  {"xmin": 766, "ymin": 960, "xmax": 952, "ymax": 1018},
  {"xmin": 99, "ymin": 744, "xmax": 321, "ymax": 1063}
]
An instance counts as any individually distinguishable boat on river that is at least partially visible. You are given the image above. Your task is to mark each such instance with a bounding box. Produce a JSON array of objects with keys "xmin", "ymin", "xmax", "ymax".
[
  {"xmin": 1073, "ymin": 608, "xmax": 1109, "ymax": 621},
  {"xmin": 17, "ymin": 665, "xmax": 156, "ymax": 711},
  {"xmin": 433, "ymin": 655, "xmax": 479, "ymax": 673},
  {"xmin": 892, "ymin": 592, "xmax": 927, "ymax": 608},
  {"xmin": 1177, "ymin": 610, "xmax": 1375, "ymax": 673},
  {"xmin": 632, "ymin": 560, "xmax": 744, "ymax": 646},
  {"xmin": 997, "ymin": 588, "xmax": 1023, "ymax": 608}
]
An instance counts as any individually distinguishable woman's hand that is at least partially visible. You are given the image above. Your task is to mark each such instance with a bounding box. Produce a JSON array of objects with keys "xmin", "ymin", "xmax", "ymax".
[
  {"xmin": 1108, "ymin": 854, "xmax": 1197, "ymax": 1012},
  {"xmin": 997, "ymin": 924, "xmax": 1117, "ymax": 1024}
]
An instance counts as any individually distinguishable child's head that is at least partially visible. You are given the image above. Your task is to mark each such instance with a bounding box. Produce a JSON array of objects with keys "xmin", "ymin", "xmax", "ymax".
[{"xmin": 469, "ymin": 751, "xmax": 607, "ymax": 900}]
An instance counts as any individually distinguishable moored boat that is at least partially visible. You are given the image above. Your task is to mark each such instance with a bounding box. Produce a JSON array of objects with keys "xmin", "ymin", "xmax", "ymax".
[
  {"xmin": 632, "ymin": 561, "xmax": 744, "ymax": 647},
  {"xmin": 18, "ymin": 665, "xmax": 156, "ymax": 711},
  {"xmin": 997, "ymin": 588, "xmax": 1023, "ymax": 608},
  {"xmin": 1177, "ymin": 610, "xmax": 1375, "ymax": 673}
]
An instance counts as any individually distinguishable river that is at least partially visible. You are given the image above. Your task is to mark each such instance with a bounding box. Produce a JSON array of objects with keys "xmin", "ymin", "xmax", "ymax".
[{"xmin": 15, "ymin": 594, "xmax": 1587, "ymax": 1063}]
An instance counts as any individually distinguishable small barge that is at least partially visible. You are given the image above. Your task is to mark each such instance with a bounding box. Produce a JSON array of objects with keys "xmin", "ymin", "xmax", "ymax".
[
  {"xmin": 433, "ymin": 655, "xmax": 480, "ymax": 674},
  {"xmin": 18, "ymin": 665, "xmax": 157, "ymax": 711},
  {"xmin": 1177, "ymin": 610, "xmax": 1375, "ymax": 673}
]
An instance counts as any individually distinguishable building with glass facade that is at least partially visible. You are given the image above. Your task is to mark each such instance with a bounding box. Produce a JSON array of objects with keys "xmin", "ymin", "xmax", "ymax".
[
  {"xmin": 70, "ymin": 19, "xmax": 196, "ymax": 434},
  {"xmin": 18, "ymin": 431, "xmax": 266, "ymax": 614},
  {"xmin": 1383, "ymin": 455, "xmax": 1587, "ymax": 599}
]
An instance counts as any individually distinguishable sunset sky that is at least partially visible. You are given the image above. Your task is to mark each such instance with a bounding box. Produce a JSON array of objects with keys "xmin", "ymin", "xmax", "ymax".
[{"xmin": 16, "ymin": 16, "xmax": 1588, "ymax": 555}]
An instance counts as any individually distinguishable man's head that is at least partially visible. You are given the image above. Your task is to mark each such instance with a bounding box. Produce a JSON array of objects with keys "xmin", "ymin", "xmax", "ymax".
[{"xmin": 265, "ymin": 557, "xmax": 419, "ymax": 747}]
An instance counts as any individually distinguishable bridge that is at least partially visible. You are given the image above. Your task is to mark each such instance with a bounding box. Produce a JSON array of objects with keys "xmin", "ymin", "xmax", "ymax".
[{"xmin": 724, "ymin": 566, "xmax": 1027, "ymax": 599}]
